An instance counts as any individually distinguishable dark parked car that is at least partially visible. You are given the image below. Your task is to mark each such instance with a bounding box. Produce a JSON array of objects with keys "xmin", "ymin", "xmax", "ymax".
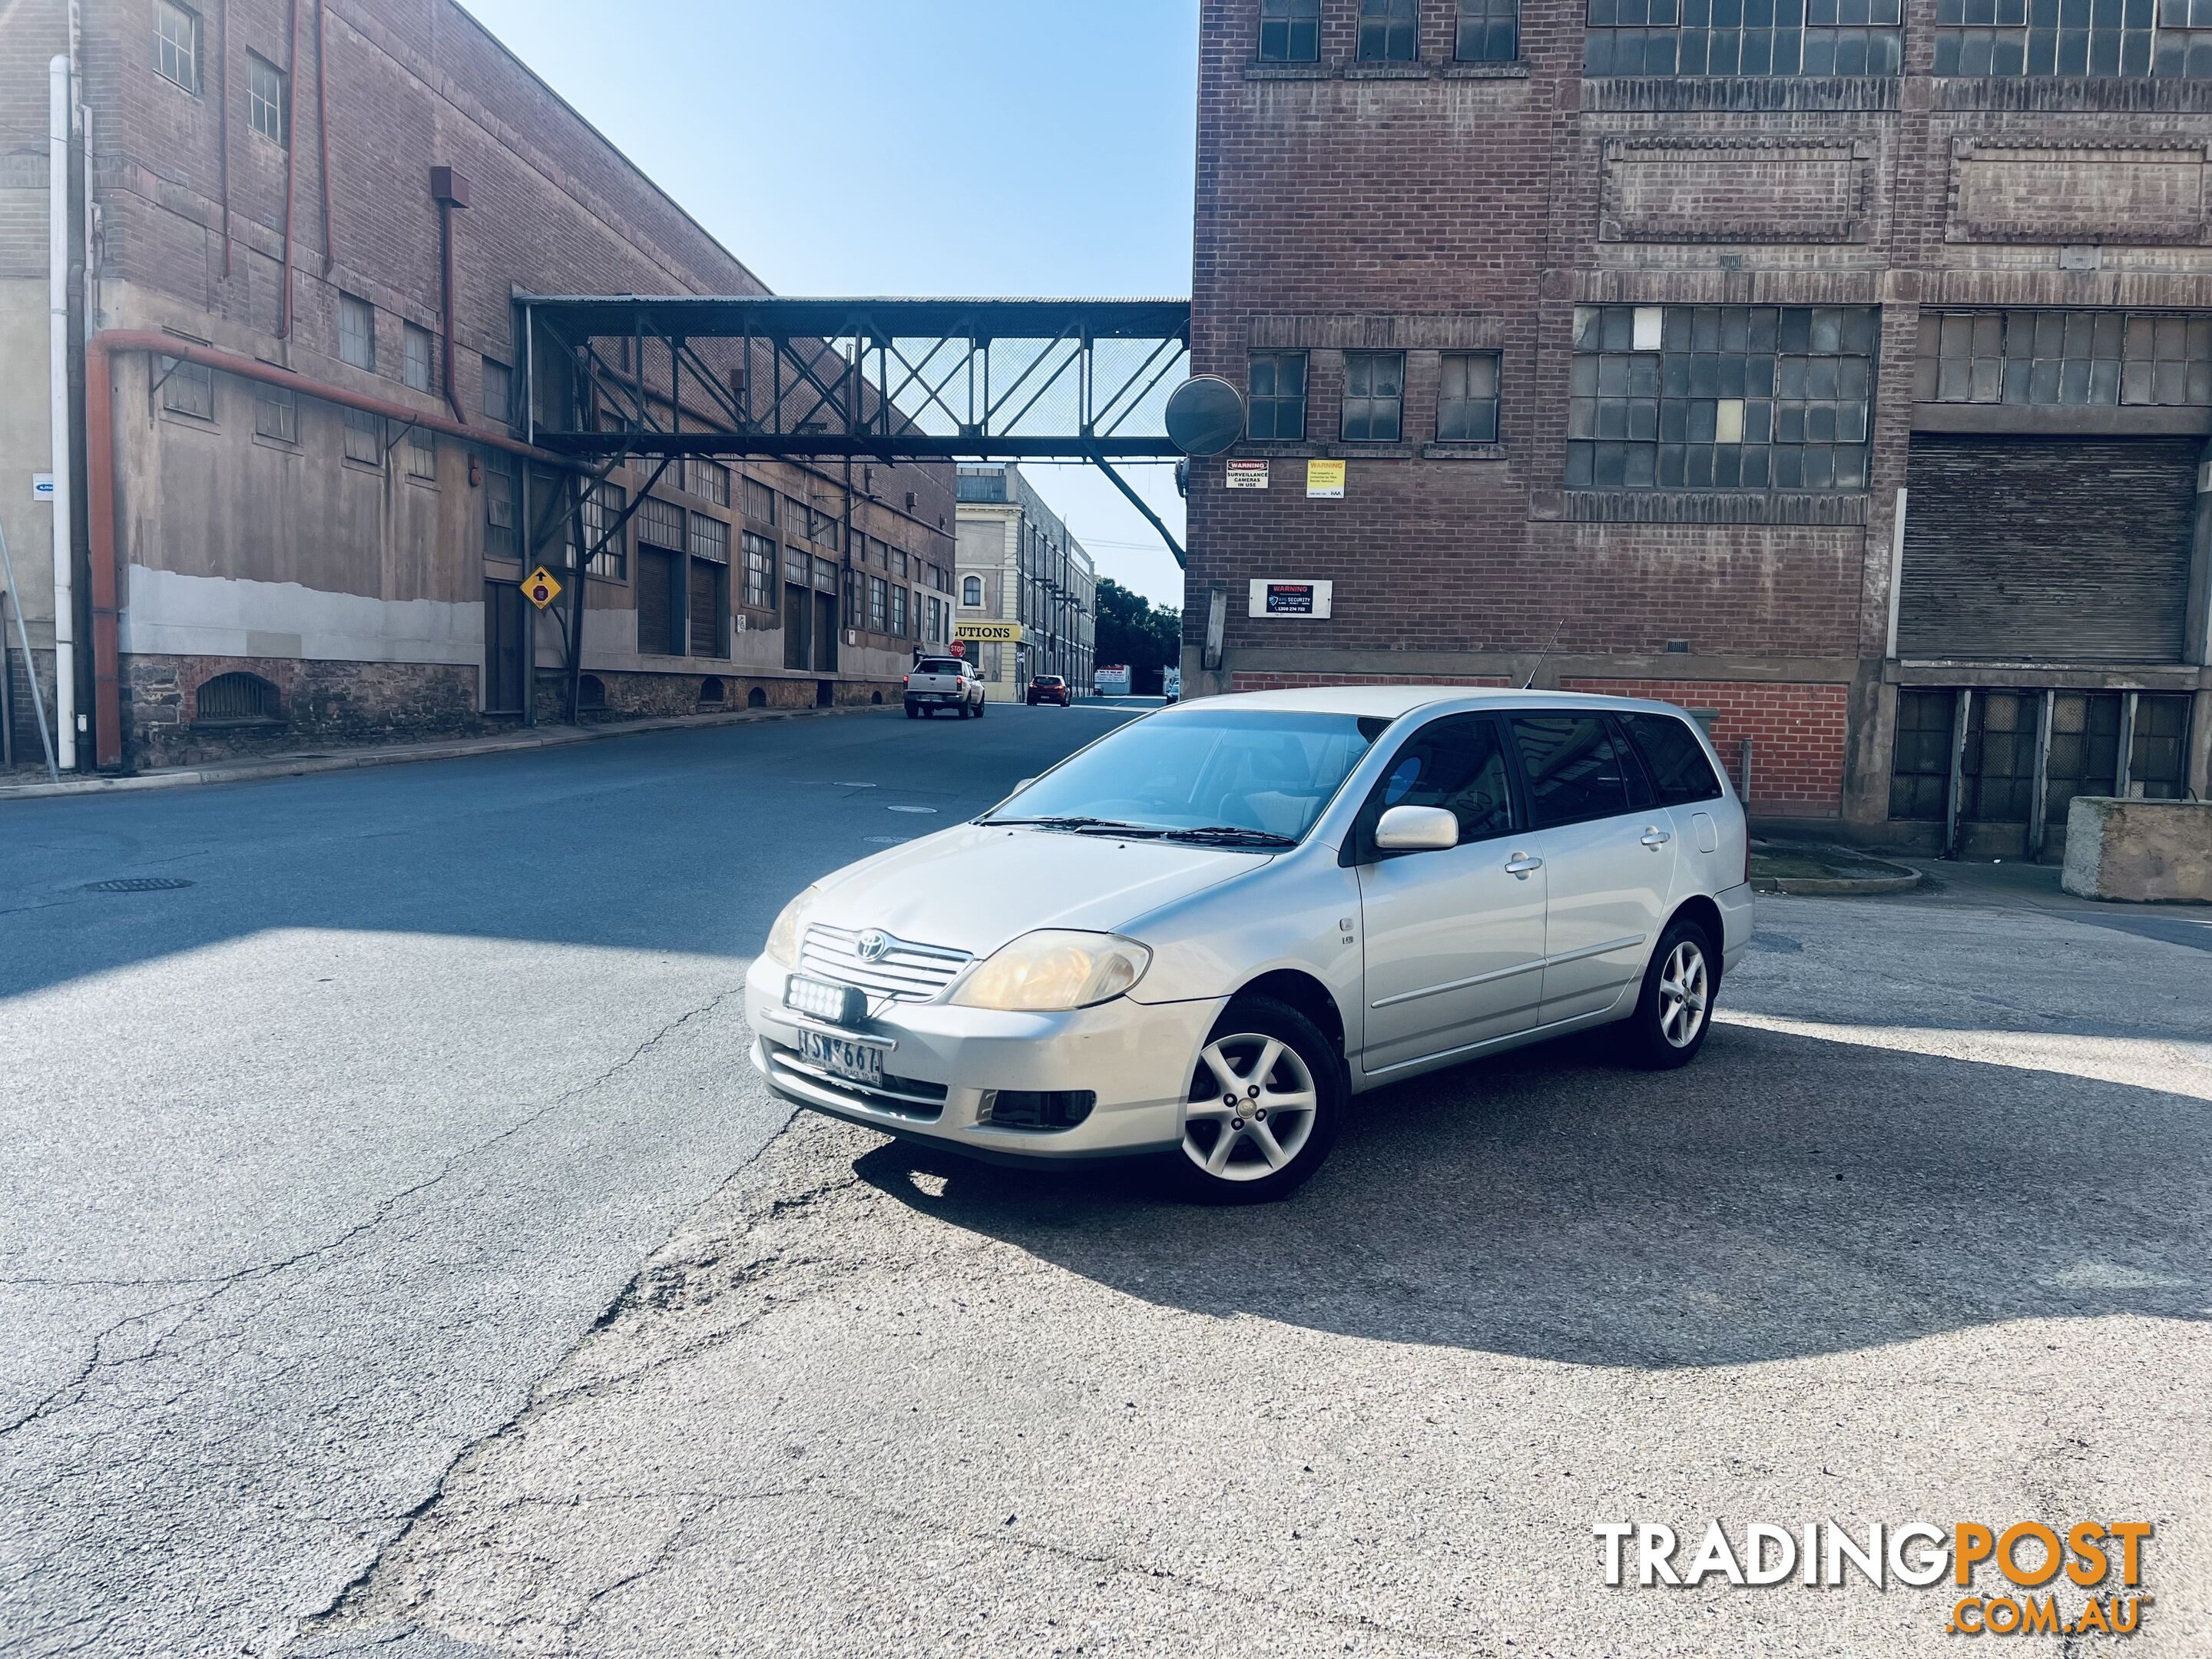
[{"xmin": 1027, "ymin": 675, "xmax": 1072, "ymax": 707}]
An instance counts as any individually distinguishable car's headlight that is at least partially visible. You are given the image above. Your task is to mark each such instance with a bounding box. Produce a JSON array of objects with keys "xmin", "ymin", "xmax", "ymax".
[
  {"xmin": 949, "ymin": 930, "xmax": 1151, "ymax": 1012},
  {"xmin": 763, "ymin": 885, "xmax": 821, "ymax": 968}
]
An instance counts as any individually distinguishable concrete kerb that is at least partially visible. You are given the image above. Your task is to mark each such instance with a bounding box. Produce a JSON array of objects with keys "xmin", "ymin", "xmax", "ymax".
[{"xmin": 0, "ymin": 703, "xmax": 900, "ymax": 803}]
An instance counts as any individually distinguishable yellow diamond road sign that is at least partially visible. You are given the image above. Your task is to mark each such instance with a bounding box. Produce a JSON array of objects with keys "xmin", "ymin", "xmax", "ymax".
[{"xmin": 523, "ymin": 567, "xmax": 564, "ymax": 610}]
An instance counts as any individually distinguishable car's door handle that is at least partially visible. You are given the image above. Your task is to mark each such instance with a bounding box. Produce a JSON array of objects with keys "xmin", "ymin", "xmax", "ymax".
[
  {"xmin": 1504, "ymin": 853, "xmax": 1543, "ymax": 878},
  {"xmin": 1641, "ymin": 827, "xmax": 1673, "ymax": 849}
]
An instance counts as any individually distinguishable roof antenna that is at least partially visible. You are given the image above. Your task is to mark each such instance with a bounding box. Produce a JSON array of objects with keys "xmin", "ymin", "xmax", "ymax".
[{"xmin": 1521, "ymin": 619, "xmax": 1565, "ymax": 690}]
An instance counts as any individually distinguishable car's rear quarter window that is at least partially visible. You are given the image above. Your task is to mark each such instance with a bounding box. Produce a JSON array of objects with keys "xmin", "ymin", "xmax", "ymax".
[{"xmin": 1621, "ymin": 714, "xmax": 1725, "ymax": 806}]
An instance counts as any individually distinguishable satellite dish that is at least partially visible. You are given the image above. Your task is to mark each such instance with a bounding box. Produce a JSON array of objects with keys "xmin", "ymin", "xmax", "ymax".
[{"xmin": 1164, "ymin": 376, "xmax": 1247, "ymax": 457}]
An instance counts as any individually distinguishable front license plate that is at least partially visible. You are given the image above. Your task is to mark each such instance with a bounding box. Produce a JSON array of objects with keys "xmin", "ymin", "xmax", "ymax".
[{"xmin": 800, "ymin": 1028, "xmax": 884, "ymax": 1088}]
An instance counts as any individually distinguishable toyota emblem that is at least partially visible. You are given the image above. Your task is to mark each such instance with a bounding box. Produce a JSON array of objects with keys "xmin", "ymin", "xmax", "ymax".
[{"xmin": 856, "ymin": 929, "xmax": 892, "ymax": 962}]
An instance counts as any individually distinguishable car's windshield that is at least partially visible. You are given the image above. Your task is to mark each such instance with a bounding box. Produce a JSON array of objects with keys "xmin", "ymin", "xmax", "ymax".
[
  {"xmin": 916, "ymin": 658, "xmax": 964, "ymax": 674},
  {"xmin": 985, "ymin": 708, "xmax": 1389, "ymax": 843}
]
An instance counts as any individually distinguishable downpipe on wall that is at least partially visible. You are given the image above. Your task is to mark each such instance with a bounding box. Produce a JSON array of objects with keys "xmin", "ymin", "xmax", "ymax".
[{"xmin": 49, "ymin": 55, "xmax": 75, "ymax": 770}]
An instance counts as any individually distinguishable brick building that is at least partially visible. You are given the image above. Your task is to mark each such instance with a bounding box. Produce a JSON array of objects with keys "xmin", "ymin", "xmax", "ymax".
[
  {"xmin": 1187, "ymin": 0, "xmax": 2212, "ymax": 855},
  {"xmin": 954, "ymin": 464, "xmax": 1097, "ymax": 701},
  {"xmin": 1, "ymin": 0, "xmax": 955, "ymax": 775}
]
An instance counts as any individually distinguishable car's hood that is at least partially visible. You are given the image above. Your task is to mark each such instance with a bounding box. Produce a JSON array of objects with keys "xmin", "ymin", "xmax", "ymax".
[{"xmin": 810, "ymin": 822, "xmax": 1266, "ymax": 956}]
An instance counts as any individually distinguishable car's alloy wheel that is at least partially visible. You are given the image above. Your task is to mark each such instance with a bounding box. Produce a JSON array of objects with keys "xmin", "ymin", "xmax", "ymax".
[
  {"xmin": 1622, "ymin": 916, "xmax": 1717, "ymax": 1070},
  {"xmin": 1175, "ymin": 998, "xmax": 1339, "ymax": 1201},
  {"xmin": 1656, "ymin": 938, "xmax": 1709, "ymax": 1048}
]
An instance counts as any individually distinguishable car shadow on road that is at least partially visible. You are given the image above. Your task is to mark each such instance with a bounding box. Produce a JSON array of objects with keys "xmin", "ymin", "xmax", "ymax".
[{"xmin": 854, "ymin": 1020, "xmax": 2212, "ymax": 1368}]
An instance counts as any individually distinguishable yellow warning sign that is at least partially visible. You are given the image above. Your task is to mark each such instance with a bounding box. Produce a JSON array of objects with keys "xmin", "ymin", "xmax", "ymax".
[
  {"xmin": 523, "ymin": 567, "xmax": 565, "ymax": 610},
  {"xmin": 1306, "ymin": 459, "xmax": 1346, "ymax": 499}
]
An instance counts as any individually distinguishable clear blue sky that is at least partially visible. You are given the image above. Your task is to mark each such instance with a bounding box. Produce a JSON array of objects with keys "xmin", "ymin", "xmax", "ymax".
[{"xmin": 462, "ymin": 0, "xmax": 1199, "ymax": 610}]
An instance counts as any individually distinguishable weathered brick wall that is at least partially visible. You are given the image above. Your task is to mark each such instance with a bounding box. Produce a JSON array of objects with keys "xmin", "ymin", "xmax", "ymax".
[{"xmin": 125, "ymin": 652, "xmax": 480, "ymax": 767}]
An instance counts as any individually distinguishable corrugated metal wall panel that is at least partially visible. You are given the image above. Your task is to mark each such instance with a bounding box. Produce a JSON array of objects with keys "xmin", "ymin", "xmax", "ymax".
[{"xmin": 1899, "ymin": 435, "xmax": 2198, "ymax": 663}]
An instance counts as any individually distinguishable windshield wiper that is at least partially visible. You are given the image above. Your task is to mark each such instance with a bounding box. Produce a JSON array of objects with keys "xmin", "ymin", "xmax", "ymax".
[
  {"xmin": 1155, "ymin": 825, "xmax": 1299, "ymax": 848},
  {"xmin": 981, "ymin": 815, "xmax": 1154, "ymax": 833}
]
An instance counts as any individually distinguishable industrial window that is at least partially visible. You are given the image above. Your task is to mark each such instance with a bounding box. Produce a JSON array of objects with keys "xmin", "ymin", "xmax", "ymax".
[
  {"xmin": 1888, "ymin": 690, "xmax": 1955, "ymax": 821},
  {"xmin": 1932, "ymin": 0, "xmax": 2212, "ymax": 74},
  {"xmin": 482, "ymin": 358, "xmax": 511, "ymax": 422},
  {"xmin": 743, "ymin": 531, "xmax": 776, "ymax": 609},
  {"xmin": 404, "ymin": 323, "xmax": 434, "ymax": 394},
  {"xmin": 1247, "ymin": 352, "xmax": 1310, "ymax": 442},
  {"xmin": 744, "ymin": 478, "xmax": 776, "ymax": 523},
  {"xmin": 195, "ymin": 671, "xmax": 280, "ymax": 724},
  {"xmin": 686, "ymin": 457, "xmax": 730, "ymax": 508},
  {"xmin": 2045, "ymin": 691, "xmax": 2124, "ymax": 825},
  {"xmin": 343, "ymin": 407, "xmax": 382, "ymax": 467},
  {"xmin": 485, "ymin": 458, "xmax": 518, "ymax": 560},
  {"xmin": 892, "ymin": 587, "xmax": 909, "ymax": 637},
  {"xmin": 578, "ymin": 482, "xmax": 628, "ymax": 578},
  {"xmin": 1437, "ymin": 353, "xmax": 1502, "ymax": 442},
  {"xmin": 869, "ymin": 575, "xmax": 889, "ymax": 632},
  {"xmin": 159, "ymin": 356, "xmax": 215, "ymax": 420},
  {"xmin": 247, "ymin": 53, "xmax": 287, "ymax": 144},
  {"xmin": 783, "ymin": 544, "xmax": 811, "ymax": 585},
  {"xmin": 1458, "ymin": 0, "xmax": 1523, "ymax": 58},
  {"xmin": 1360, "ymin": 0, "xmax": 1422, "ymax": 58},
  {"xmin": 253, "ymin": 388, "xmax": 296, "ymax": 443},
  {"xmin": 1260, "ymin": 0, "xmax": 1323, "ymax": 61},
  {"xmin": 154, "ymin": 1, "xmax": 200, "ymax": 91},
  {"xmin": 962, "ymin": 574, "xmax": 984, "ymax": 606},
  {"xmin": 810, "ymin": 505, "xmax": 840, "ymax": 546},
  {"xmin": 784, "ymin": 497, "xmax": 810, "ymax": 537},
  {"xmin": 893, "ymin": 548, "xmax": 909, "ymax": 579},
  {"xmin": 637, "ymin": 495, "xmax": 685, "ymax": 551},
  {"xmin": 1914, "ymin": 311, "xmax": 2212, "ymax": 407},
  {"xmin": 1342, "ymin": 353, "xmax": 1406, "ymax": 442},
  {"xmin": 406, "ymin": 426, "xmax": 435, "ymax": 479},
  {"xmin": 957, "ymin": 469, "xmax": 1008, "ymax": 502},
  {"xmin": 2131, "ymin": 694, "xmax": 2192, "ymax": 798},
  {"xmin": 339, "ymin": 293, "xmax": 376, "ymax": 371},
  {"xmin": 1584, "ymin": 0, "xmax": 1904, "ymax": 75},
  {"xmin": 1962, "ymin": 691, "xmax": 2038, "ymax": 822},
  {"xmin": 688, "ymin": 511, "xmax": 728, "ymax": 566},
  {"xmin": 1568, "ymin": 304, "xmax": 1877, "ymax": 491},
  {"xmin": 814, "ymin": 555, "xmax": 837, "ymax": 593}
]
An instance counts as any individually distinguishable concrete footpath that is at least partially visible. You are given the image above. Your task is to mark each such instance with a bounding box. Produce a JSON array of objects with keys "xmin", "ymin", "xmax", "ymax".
[{"xmin": 0, "ymin": 702, "xmax": 897, "ymax": 802}]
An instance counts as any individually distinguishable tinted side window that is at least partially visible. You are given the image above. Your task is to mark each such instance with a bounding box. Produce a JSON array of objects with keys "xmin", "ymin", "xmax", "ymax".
[
  {"xmin": 1510, "ymin": 714, "xmax": 1634, "ymax": 827},
  {"xmin": 1365, "ymin": 714, "xmax": 1518, "ymax": 847},
  {"xmin": 1622, "ymin": 713, "xmax": 1724, "ymax": 805}
]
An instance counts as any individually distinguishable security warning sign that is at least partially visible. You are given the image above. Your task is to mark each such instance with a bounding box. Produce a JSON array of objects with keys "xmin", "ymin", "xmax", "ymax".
[{"xmin": 523, "ymin": 567, "xmax": 565, "ymax": 610}]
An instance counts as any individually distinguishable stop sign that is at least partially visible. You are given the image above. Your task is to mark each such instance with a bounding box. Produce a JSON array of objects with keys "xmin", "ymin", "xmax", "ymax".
[{"xmin": 949, "ymin": 639, "xmax": 966, "ymax": 657}]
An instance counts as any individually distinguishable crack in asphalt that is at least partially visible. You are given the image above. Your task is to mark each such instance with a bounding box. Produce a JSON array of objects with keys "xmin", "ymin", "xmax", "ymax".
[{"xmin": 0, "ymin": 983, "xmax": 749, "ymax": 1449}]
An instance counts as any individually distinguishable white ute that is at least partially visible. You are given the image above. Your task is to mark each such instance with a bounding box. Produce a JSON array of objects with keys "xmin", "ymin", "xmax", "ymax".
[{"xmin": 905, "ymin": 655, "xmax": 986, "ymax": 720}]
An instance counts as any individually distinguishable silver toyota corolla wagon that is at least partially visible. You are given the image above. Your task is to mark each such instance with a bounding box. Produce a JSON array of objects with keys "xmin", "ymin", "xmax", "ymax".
[{"xmin": 748, "ymin": 687, "xmax": 1753, "ymax": 1201}]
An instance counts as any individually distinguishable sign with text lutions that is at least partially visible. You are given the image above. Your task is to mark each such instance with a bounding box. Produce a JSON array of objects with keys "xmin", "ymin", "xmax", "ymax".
[{"xmin": 955, "ymin": 621, "xmax": 1023, "ymax": 643}]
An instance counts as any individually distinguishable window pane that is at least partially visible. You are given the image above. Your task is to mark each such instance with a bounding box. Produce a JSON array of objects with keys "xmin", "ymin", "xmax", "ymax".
[
  {"xmin": 339, "ymin": 295, "xmax": 376, "ymax": 371},
  {"xmin": 249, "ymin": 55, "xmax": 286, "ymax": 144},
  {"xmin": 1512, "ymin": 716, "xmax": 1634, "ymax": 826},
  {"xmin": 1623, "ymin": 714, "xmax": 1724, "ymax": 803},
  {"xmin": 155, "ymin": 1, "xmax": 199, "ymax": 91},
  {"xmin": 403, "ymin": 324, "xmax": 434, "ymax": 394},
  {"xmin": 482, "ymin": 359, "xmax": 511, "ymax": 422},
  {"xmin": 1371, "ymin": 715, "xmax": 1518, "ymax": 842}
]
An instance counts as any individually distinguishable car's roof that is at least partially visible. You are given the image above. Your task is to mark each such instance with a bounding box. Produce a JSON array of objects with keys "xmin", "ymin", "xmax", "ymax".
[{"xmin": 1184, "ymin": 686, "xmax": 1702, "ymax": 720}]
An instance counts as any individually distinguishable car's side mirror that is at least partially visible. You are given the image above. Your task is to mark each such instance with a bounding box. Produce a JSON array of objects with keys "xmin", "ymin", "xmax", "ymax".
[{"xmin": 1373, "ymin": 804, "xmax": 1459, "ymax": 853}]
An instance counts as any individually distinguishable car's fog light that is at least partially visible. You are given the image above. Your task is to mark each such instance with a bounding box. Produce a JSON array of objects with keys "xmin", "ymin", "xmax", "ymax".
[{"xmin": 979, "ymin": 1088, "xmax": 1097, "ymax": 1130}]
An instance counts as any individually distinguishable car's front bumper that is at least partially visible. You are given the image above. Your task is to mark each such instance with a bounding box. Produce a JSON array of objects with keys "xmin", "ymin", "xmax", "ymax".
[{"xmin": 745, "ymin": 954, "xmax": 1224, "ymax": 1161}]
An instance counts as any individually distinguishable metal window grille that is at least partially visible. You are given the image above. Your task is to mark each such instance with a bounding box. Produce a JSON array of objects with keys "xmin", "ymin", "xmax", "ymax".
[
  {"xmin": 1888, "ymin": 690, "xmax": 1955, "ymax": 821},
  {"xmin": 1437, "ymin": 353, "xmax": 1502, "ymax": 442},
  {"xmin": 1247, "ymin": 352, "xmax": 1309, "ymax": 441},
  {"xmin": 404, "ymin": 324, "xmax": 434, "ymax": 394},
  {"xmin": 339, "ymin": 294, "xmax": 376, "ymax": 371},
  {"xmin": 577, "ymin": 482, "xmax": 628, "ymax": 578},
  {"xmin": 1360, "ymin": 0, "xmax": 1422, "ymax": 58},
  {"xmin": 688, "ymin": 512, "xmax": 729, "ymax": 565},
  {"xmin": 869, "ymin": 576, "xmax": 889, "ymax": 632},
  {"xmin": 1260, "ymin": 0, "xmax": 1323, "ymax": 60},
  {"xmin": 1341, "ymin": 352, "xmax": 1406, "ymax": 442},
  {"xmin": 685, "ymin": 457, "xmax": 730, "ymax": 507},
  {"xmin": 1584, "ymin": 0, "xmax": 1903, "ymax": 74},
  {"xmin": 485, "ymin": 459, "xmax": 517, "ymax": 560},
  {"xmin": 743, "ymin": 531, "xmax": 776, "ymax": 608},
  {"xmin": 343, "ymin": 407, "xmax": 382, "ymax": 466},
  {"xmin": 637, "ymin": 495, "xmax": 685, "ymax": 551},
  {"xmin": 248, "ymin": 54, "xmax": 286, "ymax": 144},
  {"xmin": 195, "ymin": 671, "xmax": 279, "ymax": 724},
  {"xmin": 1568, "ymin": 304, "xmax": 1877, "ymax": 492},
  {"xmin": 2045, "ymin": 691, "xmax": 2124, "ymax": 824},
  {"xmin": 154, "ymin": 0, "xmax": 200, "ymax": 91},
  {"xmin": 482, "ymin": 359, "xmax": 511, "ymax": 422},
  {"xmin": 1914, "ymin": 311, "xmax": 2212, "ymax": 407},
  {"xmin": 253, "ymin": 389, "xmax": 296, "ymax": 442},
  {"xmin": 745, "ymin": 478, "xmax": 776, "ymax": 523},
  {"xmin": 1933, "ymin": 0, "xmax": 2212, "ymax": 74},
  {"xmin": 407, "ymin": 426, "xmax": 435, "ymax": 478},
  {"xmin": 159, "ymin": 356, "xmax": 215, "ymax": 420},
  {"xmin": 1458, "ymin": 0, "xmax": 1522, "ymax": 58},
  {"xmin": 891, "ymin": 587, "xmax": 909, "ymax": 637}
]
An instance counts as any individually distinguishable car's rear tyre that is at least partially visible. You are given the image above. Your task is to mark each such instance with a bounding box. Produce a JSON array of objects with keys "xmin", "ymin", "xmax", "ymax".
[
  {"xmin": 1169, "ymin": 996, "xmax": 1342, "ymax": 1204},
  {"xmin": 1620, "ymin": 913, "xmax": 1717, "ymax": 1070},
  {"xmin": 955, "ymin": 700, "xmax": 971, "ymax": 720},
  {"xmin": 905, "ymin": 703, "xmax": 919, "ymax": 719}
]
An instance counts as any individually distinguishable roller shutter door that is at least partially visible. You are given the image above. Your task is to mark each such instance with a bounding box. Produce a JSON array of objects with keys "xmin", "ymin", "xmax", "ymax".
[{"xmin": 1899, "ymin": 435, "xmax": 2197, "ymax": 663}]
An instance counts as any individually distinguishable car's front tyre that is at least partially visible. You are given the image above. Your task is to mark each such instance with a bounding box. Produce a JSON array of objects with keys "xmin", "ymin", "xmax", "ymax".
[
  {"xmin": 1171, "ymin": 996, "xmax": 1341, "ymax": 1204},
  {"xmin": 1620, "ymin": 913, "xmax": 1717, "ymax": 1070}
]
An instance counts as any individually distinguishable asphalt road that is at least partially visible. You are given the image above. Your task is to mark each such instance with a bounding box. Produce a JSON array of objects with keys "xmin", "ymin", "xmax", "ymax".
[
  {"xmin": 5, "ymin": 707, "xmax": 2208, "ymax": 1658},
  {"xmin": 0, "ymin": 702, "xmax": 1130, "ymax": 1659}
]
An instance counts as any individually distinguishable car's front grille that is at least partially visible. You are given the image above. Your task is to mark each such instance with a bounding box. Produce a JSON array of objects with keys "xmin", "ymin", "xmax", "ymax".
[
  {"xmin": 799, "ymin": 923, "xmax": 969, "ymax": 1007},
  {"xmin": 764, "ymin": 1041, "xmax": 949, "ymax": 1122}
]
